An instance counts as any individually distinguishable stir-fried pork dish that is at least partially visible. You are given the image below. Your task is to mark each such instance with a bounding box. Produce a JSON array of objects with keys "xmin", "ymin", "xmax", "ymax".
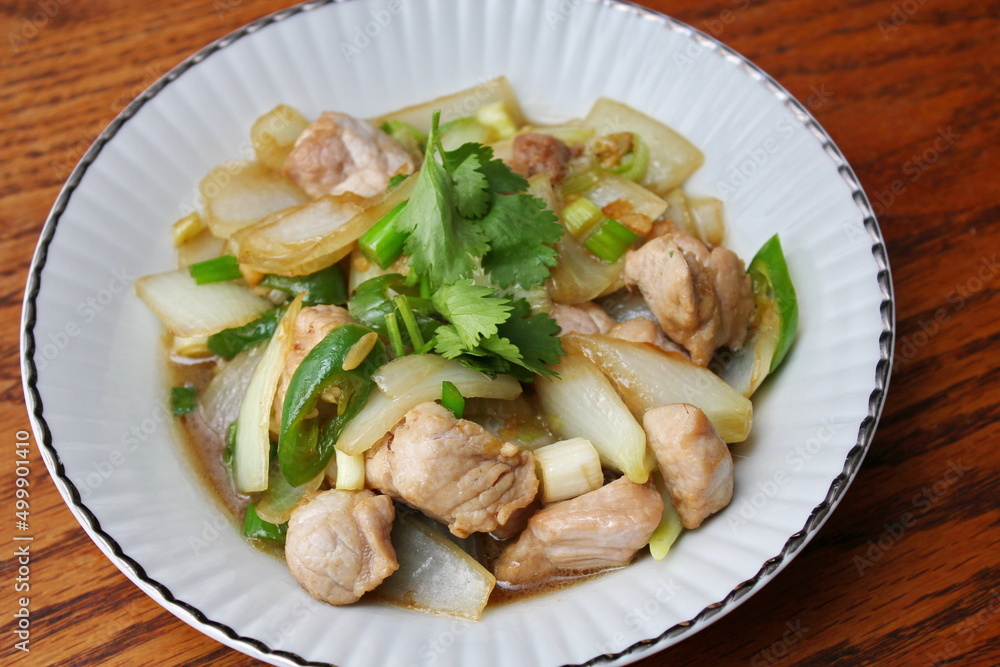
[{"xmin": 139, "ymin": 78, "xmax": 798, "ymax": 620}]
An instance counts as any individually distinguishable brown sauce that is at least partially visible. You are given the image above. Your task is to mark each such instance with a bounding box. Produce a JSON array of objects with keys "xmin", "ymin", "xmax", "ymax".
[{"xmin": 168, "ymin": 350, "xmax": 618, "ymax": 610}]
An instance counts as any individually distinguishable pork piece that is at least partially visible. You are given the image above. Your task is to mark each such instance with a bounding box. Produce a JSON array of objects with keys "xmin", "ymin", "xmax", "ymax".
[
  {"xmin": 623, "ymin": 233, "xmax": 754, "ymax": 365},
  {"xmin": 552, "ymin": 302, "xmax": 617, "ymax": 336},
  {"xmin": 510, "ymin": 133, "xmax": 573, "ymax": 184},
  {"xmin": 284, "ymin": 112, "xmax": 416, "ymax": 199},
  {"xmin": 608, "ymin": 317, "xmax": 686, "ymax": 356},
  {"xmin": 493, "ymin": 477, "xmax": 662, "ymax": 585},
  {"xmin": 285, "ymin": 489, "xmax": 398, "ymax": 605},
  {"xmin": 643, "ymin": 403, "xmax": 733, "ymax": 529},
  {"xmin": 274, "ymin": 305, "xmax": 354, "ymax": 425},
  {"xmin": 365, "ymin": 402, "xmax": 538, "ymax": 538}
]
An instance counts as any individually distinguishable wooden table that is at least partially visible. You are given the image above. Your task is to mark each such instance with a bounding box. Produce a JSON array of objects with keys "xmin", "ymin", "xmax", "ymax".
[{"xmin": 2, "ymin": 1, "xmax": 997, "ymax": 665}]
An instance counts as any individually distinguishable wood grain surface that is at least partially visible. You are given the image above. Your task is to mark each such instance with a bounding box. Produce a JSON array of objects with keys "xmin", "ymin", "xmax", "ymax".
[{"xmin": 2, "ymin": 0, "xmax": 997, "ymax": 665}]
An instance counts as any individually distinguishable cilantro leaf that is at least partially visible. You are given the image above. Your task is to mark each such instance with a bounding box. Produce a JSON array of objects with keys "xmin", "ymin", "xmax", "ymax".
[
  {"xmin": 451, "ymin": 152, "xmax": 490, "ymax": 219},
  {"xmin": 431, "ymin": 281, "xmax": 512, "ymax": 348},
  {"xmin": 478, "ymin": 194, "xmax": 563, "ymax": 289},
  {"xmin": 444, "ymin": 143, "xmax": 527, "ymax": 194},
  {"xmin": 495, "ymin": 299, "xmax": 565, "ymax": 379},
  {"xmin": 394, "ymin": 118, "xmax": 488, "ymax": 286}
]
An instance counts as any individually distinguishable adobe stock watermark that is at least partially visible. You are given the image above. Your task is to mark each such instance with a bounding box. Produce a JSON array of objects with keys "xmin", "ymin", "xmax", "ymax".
[
  {"xmin": 869, "ymin": 126, "xmax": 960, "ymax": 217},
  {"xmin": 673, "ymin": 0, "xmax": 753, "ymax": 72},
  {"xmin": 716, "ymin": 84, "xmax": 832, "ymax": 198},
  {"xmin": 75, "ymin": 404, "xmax": 169, "ymax": 500},
  {"xmin": 339, "ymin": 1, "xmax": 404, "ymax": 63},
  {"xmin": 926, "ymin": 588, "xmax": 1000, "ymax": 664},
  {"xmin": 545, "ymin": 0, "xmax": 584, "ymax": 29},
  {"xmin": 853, "ymin": 459, "xmax": 970, "ymax": 577},
  {"xmin": 34, "ymin": 268, "xmax": 135, "ymax": 372},
  {"xmin": 750, "ymin": 619, "xmax": 809, "ymax": 666},
  {"xmin": 894, "ymin": 254, "xmax": 997, "ymax": 371},
  {"xmin": 727, "ymin": 416, "xmax": 842, "ymax": 534},
  {"xmin": 7, "ymin": 0, "xmax": 71, "ymax": 55},
  {"xmin": 877, "ymin": 0, "xmax": 930, "ymax": 40},
  {"xmin": 593, "ymin": 578, "xmax": 680, "ymax": 656}
]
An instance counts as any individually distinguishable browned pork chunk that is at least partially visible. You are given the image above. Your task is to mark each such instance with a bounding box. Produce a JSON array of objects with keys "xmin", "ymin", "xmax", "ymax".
[
  {"xmin": 493, "ymin": 477, "xmax": 662, "ymax": 585},
  {"xmin": 607, "ymin": 316, "xmax": 686, "ymax": 356},
  {"xmin": 552, "ymin": 302, "xmax": 617, "ymax": 336},
  {"xmin": 623, "ymin": 232, "xmax": 754, "ymax": 365},
  {"xmin": 643, "ymin": 403, "xmax": 733, "ymax": 529},
  {"xmin": 365, "ymin": 402, "xmax": 538, "ymax": 538},
  {"xmin": 274, "ymin": 305, "xmax": 354, "ymax": 424},
  {"xmin": 284, "ymin": 489, "xmax": 398, "ymax": 605},
  {"xmin": 510, "ymin": 133, "xmax": 573, "ymax": 184},
  {"xmin": 284, "ymin": 112, "xmax": 416, "ymax": 199}
]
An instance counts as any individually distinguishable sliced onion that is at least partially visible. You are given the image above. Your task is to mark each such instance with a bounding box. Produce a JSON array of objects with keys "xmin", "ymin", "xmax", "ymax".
[
  {"xmin": 198, "ymin": 343, "xmax": 265, "ymax": 441},
  {"xmin": 596, "ymin": 289, "xmax": 655, "ymax": 323},
  {"xmin": 201, "ymin": 160, "xmax": 310, "ymax": 239},
  {"xmin": 232, "ymin": 175, "xmax": 415, "ymax": 277},
  {"xmin": 714, "ymin": 295, "xmax": 779, "ymax": 398},
  {"xmin": 582, "ymin": 170, "xmax": 668, "ymax": 223},
  {"xmin": 563, "ymin": 333, "xmax": 752, "ymax": 443},
  {"xmin": 371, "ymin": 76, "xmax": 524, "ymax": 134},
  {"xmin": 547, "ymin": 230, "xmax": 625, "ymax": 304},
  {"xmin": 584, "ymin": 98, "xmax": 703, "ymax": 194},
  {"xmin": 374, "ymin": 514, "xmax": 495, "ymax": 620},
  {"xmin": 250, "ymin": 104, "xmax": 310, "ymax": 172},
  {"xmin": 176, "ymin": 229, "xmax": 226, "ymax": 268},
  {"xmin": 233, "ymin": 296, "xmax": 302, "ymax": 493},
  {"xmin": 687, "ymin": 196, "xmax": 726, "ymax": 247},
  {"xmin": 255, "ymin": 468, "xmax": 323, "ymax": 525},
  {"xmin": 135, "ymin": 269, "xmax": 272, "ymax": 338},
  {"xmin": 338, "ymin": 356, "xmax": 522, "ymax": 456},
  {"xmin": 536, "ymin": 353, "xmax": 652, "ymax": 484}
]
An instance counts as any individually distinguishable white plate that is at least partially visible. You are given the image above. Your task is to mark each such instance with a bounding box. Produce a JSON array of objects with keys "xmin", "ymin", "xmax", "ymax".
[{"xmin": 21, "ymin": 1, "xmax": 893, "ymax": 665}]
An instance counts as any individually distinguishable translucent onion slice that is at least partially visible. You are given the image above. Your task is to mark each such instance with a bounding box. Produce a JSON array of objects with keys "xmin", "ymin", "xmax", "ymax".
[
  {"xmin": 255, "ymin": 468, "xmax": 323, "ymax": 525},
  {"xmin": 197, "ymin": 343, "xmax": 265, "ymax": 441},
  {"xmin": 371, "ymin": 76, "xmax": 524, "ymax": 134},
  {"xmin": 374, "ymin": 513, "xmax": 496, "ymax": 621},
  {"xmin": 250, "ymin": 104, "xmax": 310, "ymax": 171},
  {"xmin": 714, "ymin": 296, "xmax": 779, "ymax": 398},
  {"xmin": 338, "ymin": 356, "xmax": 522, "ymax": 456},
  {"xmin": 232, "ymin": 175, "xmax": 415, "ymax": 277},
  {"xmin": 563, "ymin": 334, "xmax": 753, "ymax": 443},
  {"xmin": 135, "ymin": 269, "xmax": 272, "ymax": 338},
  {"xmin": 536, "ymin": 353, "xmax": 652, "ymax": 484},
  {"xmin": 233, "ymin": 297, "xmax": 302, "ymax": 493},
  {"xmin": 687, "ymin": 196, "xmax": 726, "ymax": 247},
  {"xmin": 200, "ymin": 160, "xmax": 310, "ymax": 239},
  {"xmin": 547, "ymin": 229, "xmax": 625, "ymax": 304},
  {"xmin": 581, "ymin": 170, "xmax": 668, "ymax": 223},
  {"xmin": 584, "ymin": 98, "xmax": 704, "ymax": 194}
]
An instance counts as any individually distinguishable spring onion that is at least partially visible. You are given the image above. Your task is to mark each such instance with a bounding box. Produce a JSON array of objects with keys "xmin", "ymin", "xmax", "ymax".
[
  {"xmin": 170, "ymin": 386, "xmax": 198, "ymax": 416},
  {"xmin": 358, "ymin": 201, "xmax": 409, "ymax": 269},
  {"xmin": 188, "ymin": 254, "xmax": 243, "ymax": 285},
  {"xmin": 334, "ymin": 449, "xmax": 366, "ymax": 491},
  {"xmin": 649, "ymin": 474, "xmax": 683, "ymax": 560},
  {"xmin": 388, "ymin": 173, "xmax": 411, "ymax": 189},
  {"xmin": 533, "ymin": 437, "xmax": 603, "ymax": 503},
  {"xmin": 607, "ymin": 133, "xmax": 650, "ymax": 183},
  {"xmin": 259, "ymin": 265, "xmax": 348, "ymax": 306},
  {"xmin": 207, "ymin": 307, "xmax": 285, "ymax": 359},
  {"xmin": 381, "ymin": 119, "xmax": 427, "ymax": 157},
  {"xmin": 583, "ymin": 218, "xmax": 638, "ymax": 262},
  {"xmin": 475, "ymin": 101, "xmax": 518, "ymax": 140},
  {"xmin": 172, "ymin": 211, "xmax": 204, "ymax": 247},
  {"xmin": 171, "ymin": 335, "xmax": 210, "ymax": 358},
  {"xmin": 243, "ymin": 503, "xmax": 287, "ymax": 543},
  {"xmin": 394, "ymin": 294, "xmax": 426, "ymax": 351},
  {"xmin": 441, "ymin": 380, "xmax": 465, "ymax": 418},
  {"xmin": 348, "ymin": 274, "xmax": 441, "ymax": 351},
  {"xmin": 223, "ymin": 423, "xmax": 237, "ymax": 465},
  {"xmin": 279, "ymin": 323, "xmax": 386, "ymax": 486},
  {"xmin": 561, "ymin": 165, "xmax": 603, "ymax": 197},
  {"xmin": 561, "ymin": 197, "xmax": 603, "ymax": 238},
  {"xmin": 384, "ymin": 312, "xmax": 405, "ymax": 357}
]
